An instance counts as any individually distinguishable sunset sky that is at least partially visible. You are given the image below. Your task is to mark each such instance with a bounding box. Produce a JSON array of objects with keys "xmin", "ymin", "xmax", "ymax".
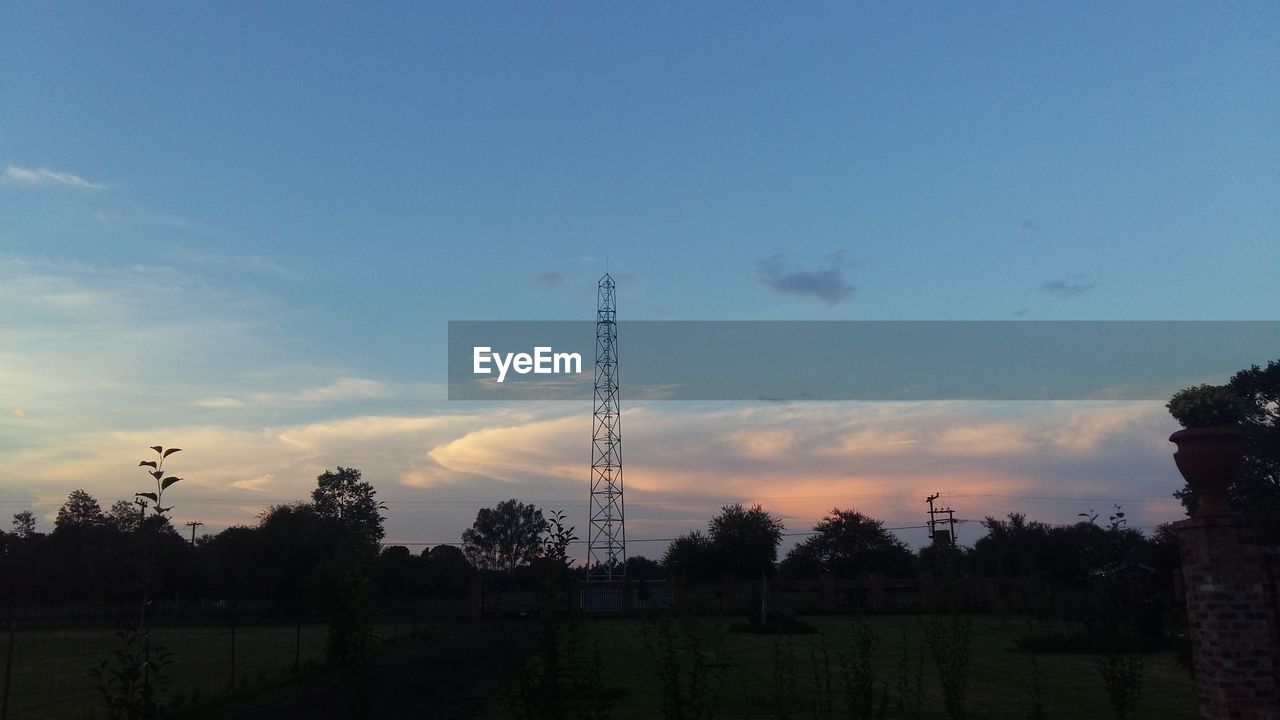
[{"xmin": 2, "ymin": 4, "xmax": 1277, "ymax": 557}]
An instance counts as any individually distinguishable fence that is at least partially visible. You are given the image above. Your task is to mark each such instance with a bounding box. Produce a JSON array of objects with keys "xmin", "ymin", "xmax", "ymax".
[
  {"xmin": 470, "ymin": 573, "xmax": 1048, "ymax": 619},
  {"xmin": 468, "ymin": 570, "xmax": 1108, "ymax": 622},
  {"xmin": 0, "ymin": 597, "xmax": 469, "ymax": 720}
]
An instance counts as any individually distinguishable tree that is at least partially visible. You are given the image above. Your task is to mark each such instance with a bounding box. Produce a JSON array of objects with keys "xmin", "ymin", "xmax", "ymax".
[
  {"xmin": 11, "ymin": 510, "xmax": 37, "ymax": 538},
  {"xmin": 312, "ymin": 466, "xmax": 386, "ymax": 541},
  {"xmin": 422, "ymin": 545, "xmax": 473, "ymax": 596},
  {"xmin": 256, "ymin": 503, "xmax": 345, "ymax": 612},
  {"xmin": 461, "ymin": 499, "xmax": 547, "ymax": 574},
  {"xmin": 662, "ymin": 530, "xmax": 714, "ymax": 581},
  {"xmin": 55, "ymin": 489, "xmax": 104, "ymax": 529},
  {"xmin": 968, "ymin": 512, "xmax": 1053, "ymax": 579},
  {"xmin": 624, "ymin": 555, "xmax": 663, "ymax": 580},
  {"xmin": 782, "ymin": 508, "xmax": 914, "ymax": 578},
  {"xmin": 708, "ymin": 503, "xmax": 784, "ymax": 579},
  {"xmin": 106, "ymin": 499, "xmax": 143, "ymax": 532}
]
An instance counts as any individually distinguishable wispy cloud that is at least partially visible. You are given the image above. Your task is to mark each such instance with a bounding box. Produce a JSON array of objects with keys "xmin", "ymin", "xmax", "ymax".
[
  {"xmin": 196, "ymin": 378, "xmax": 397, "ymax": 409},
  {"xmin": 230, "ymin": 473, "xmax": 275, "ymax": 491},
  {"xmin": 1040, "ymin": 280, "xmax": 1099, "ymax": 299},
  {"xmin": 757, "ymin": 253, "xmax": 856, "ymax": 305},
  {"xmin": 0, "ymin": 399, "xmax": 1184, "ymax": 550},
  {"xmin": 534, "ymin": 270, "xmax": 564, "ymax": 289},
  {"xmin": 4, "ymin": 165, "xmax": 106, "ymax": 190}
]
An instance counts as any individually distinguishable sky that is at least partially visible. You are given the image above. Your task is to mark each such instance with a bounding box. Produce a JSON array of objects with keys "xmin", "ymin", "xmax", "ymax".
[{"xmin": 2, "ymin": 4, "xmax": 1277, "ymax": 558}]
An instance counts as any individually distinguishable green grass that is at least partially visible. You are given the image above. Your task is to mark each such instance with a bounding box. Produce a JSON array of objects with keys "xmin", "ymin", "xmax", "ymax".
[
  {"xmin": 482, "ymin": 614, "xmax": 1197, "ymax": 719},
  {"xmin": 2, "ymin": 621, "xmax": 449, "ymax": 720}
]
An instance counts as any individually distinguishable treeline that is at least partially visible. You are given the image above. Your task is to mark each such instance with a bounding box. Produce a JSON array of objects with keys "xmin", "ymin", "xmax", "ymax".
[
  {"xmin": 653, "ymin": 503, "xmax": 1181, "ymax": 591},
  {"xmin": 0, "ymin": 467, "xmax": 449, "ymax": 617},
  {"xmin": 3, "ymin": 359, "xmax": 1275, "ymax": 610},
  {"xmin": 2, "ymin": 487, "xmax": 1180, "ymax": 611}
]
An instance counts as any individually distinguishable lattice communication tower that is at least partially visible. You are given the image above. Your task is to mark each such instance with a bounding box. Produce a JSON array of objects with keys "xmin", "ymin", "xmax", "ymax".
[{"xmin": 587, "ymin": 273, "xmax": 626, "ymax": 580}]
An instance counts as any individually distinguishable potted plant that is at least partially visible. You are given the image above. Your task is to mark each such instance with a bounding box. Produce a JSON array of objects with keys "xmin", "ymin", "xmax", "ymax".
[{"xmin": 1167, "ymin": 384, "xmax": 1248, "ymax": 517}]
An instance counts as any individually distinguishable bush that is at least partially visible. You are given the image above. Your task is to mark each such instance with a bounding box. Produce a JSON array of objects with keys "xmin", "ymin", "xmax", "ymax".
[{"xmin": 1167, "ymin": 384, "xmax": 1247, "ymax": 428}]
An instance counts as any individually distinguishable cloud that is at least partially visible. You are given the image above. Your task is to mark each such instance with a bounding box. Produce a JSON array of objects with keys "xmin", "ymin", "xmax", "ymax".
[
  {"xmin": 757, "ymin": 254, "xmax": 856, "ymax": 305},
  {"xmin": 0, "ymin": 256, "xmax": 295, "ymax": 431},
  {"xmin": 534, "ymin": 271, "xmax": 564, "ymax": 289},
  {"xmin": 196, "ymin": 378, "xmax": 399, "ymax": 410},
  {"xmin": 294, "ymin": 377, "xmax": 392, "ymax": 402},
  {"xmin": 230, "ymin": 473, "xmax": 275, "ymax": 491},
  {"xmin": 0, "ymin": 398, "xmax": 1188, "ymax": 554},
  {"xmin": 4, "ymin": 165, "xmax": 106, "ymax": 190},
  {"xmin": 420, "ymin": 401, "xmax": 1181, "ymax": 537},
  {"xmin": 1040, "ymin": 280, "xmax": 1099, "ymax": 299},
  {"xmin": 196, "ymin": 397, "xmax": 247, "ymax": 409}
]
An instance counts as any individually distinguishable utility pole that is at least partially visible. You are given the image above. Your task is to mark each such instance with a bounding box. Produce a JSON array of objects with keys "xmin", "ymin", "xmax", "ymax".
[
  {"xmin": 133, "ymin": 495, "xmax": 150, "ymax": 523},
  {"xmin": 184, "ymin": 520, "xmax": 204, "ymax": 544},
  {"xmin": 925, "ymin": 493, "xmax": 957, "ymax": 547}
]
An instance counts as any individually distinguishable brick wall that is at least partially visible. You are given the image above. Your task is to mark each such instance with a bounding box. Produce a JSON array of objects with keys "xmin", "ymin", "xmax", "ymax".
[{"xmin": 1177, "ymin": 516, "xmax": 1280, "ymax": 718}]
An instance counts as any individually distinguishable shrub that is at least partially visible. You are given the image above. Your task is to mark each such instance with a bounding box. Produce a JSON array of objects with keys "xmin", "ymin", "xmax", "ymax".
[{"xmin": 1167, "ymin": 384, "xmax": 1247, "ymax": 428}]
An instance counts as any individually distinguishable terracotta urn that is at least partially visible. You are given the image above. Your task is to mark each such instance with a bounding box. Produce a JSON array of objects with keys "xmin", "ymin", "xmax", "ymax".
[{"xmin": 1169, "ymin": 426, "xmax": 1245, "ymax": 518}]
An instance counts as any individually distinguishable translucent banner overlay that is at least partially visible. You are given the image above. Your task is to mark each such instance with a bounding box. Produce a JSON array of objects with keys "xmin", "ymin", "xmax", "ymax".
[{"xmin": 447, "ymin": 321, "xmax": 1280, "ymax": 401}]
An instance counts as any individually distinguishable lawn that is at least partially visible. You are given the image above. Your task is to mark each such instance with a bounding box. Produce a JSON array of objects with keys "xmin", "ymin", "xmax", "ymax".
[
  {"xmin": 2, "ymin": 621, "xmax": 450, "ymax": 720},
  {"xmin": 481, "ymin": 614, "xmax": 1197, "ymax": 719}
]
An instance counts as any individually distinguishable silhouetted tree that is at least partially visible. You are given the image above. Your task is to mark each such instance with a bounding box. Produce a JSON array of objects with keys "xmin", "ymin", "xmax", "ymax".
[
  {"xmin": 422, "ymin": 544, "xmax": 473, "ymax": 595},
  {"xmin": 782, "ymin": 508, "xmax": 914, "ymax": 578},
  {"xmin": 461, "ymin": 499, "xmax": 547, "ymax": 574},
  {"xmin": 970, "ymin": 512, "xmax": 1053, "ymax": 579},
  {"xmin": 106, "ymin": 499, "xmax": 143, "ymax": 532},
  {"xmin": 11, "ymin": 510, "xmax": 37, "ymax": 538},
  {"xmin": 709, "ymin": 503, "xmax": 784, "ymax": 579},
  {"xmin": 624, "ymin": 555, "xmax": 663, "ymax": 580},
  {"xmin": 55, "ymin": 489, "xmax": 104, "ymax": 529},
  {"xmin": 313, "ymin": 466, "xmax": 386, "ymax": 541},
  {"xmin": 257, "ymin": 503, "xmax": 345, "ymax": 612},
  {"xmin": 662, "ymin": 530, "xmax": 714, "ymax": 581},
  {"xmin": 378, "ymin": 545, "xmax": 417, "ymax": 597}
]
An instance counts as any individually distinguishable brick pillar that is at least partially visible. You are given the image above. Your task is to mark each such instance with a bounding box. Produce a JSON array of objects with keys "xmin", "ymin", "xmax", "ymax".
[{"xmin": 1177, "ymin": 515, "xmax": 1280, "ymax": 718}]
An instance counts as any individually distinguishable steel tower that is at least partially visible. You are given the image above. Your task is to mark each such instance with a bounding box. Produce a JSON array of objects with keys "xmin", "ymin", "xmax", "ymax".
[{"xmin": 587, "ymin": 273, "xmax": 626, "ymax": 580}]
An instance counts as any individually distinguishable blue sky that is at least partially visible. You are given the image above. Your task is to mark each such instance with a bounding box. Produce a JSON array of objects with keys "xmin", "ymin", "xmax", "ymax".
[{"xmin": 1, "ymin": 4, "xmax": 1277, "ymax": 553}]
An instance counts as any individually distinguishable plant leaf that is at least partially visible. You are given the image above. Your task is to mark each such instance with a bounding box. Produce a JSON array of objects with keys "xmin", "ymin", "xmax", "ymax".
[
  {"xmin": 136, "ymin": 492, "xmax": 158, "ymax": 502},
  {"xmin": 163, "ymin": 447, "xmax": 182, "ymax": 457},
  {"xmin": 150, "ymin": 445, "xmax": 164, "ymax": 453},
  {"xmin": 139, "ymin": 460, "xmax": 157, "ymax": 468},
  {"xmin": 161, "ymin": 476, "xmax": 182, "ymax": 490},
  {"xmin": 151, "ymin": 470, "xmax": 163, "ymax": 480}
]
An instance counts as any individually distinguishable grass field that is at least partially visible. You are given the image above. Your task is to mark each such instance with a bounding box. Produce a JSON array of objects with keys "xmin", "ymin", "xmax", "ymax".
[
  {"xmin": 481, "ymin": 614, "xmax": 1198, "ymax": 720},
  {"xmin": 2, "ymin": 621, "xmax": 450, "ymax": 720}
]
